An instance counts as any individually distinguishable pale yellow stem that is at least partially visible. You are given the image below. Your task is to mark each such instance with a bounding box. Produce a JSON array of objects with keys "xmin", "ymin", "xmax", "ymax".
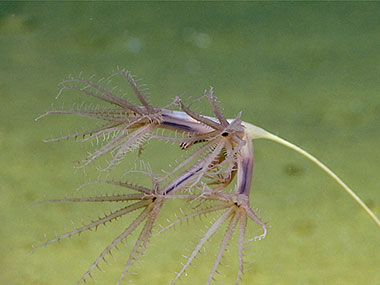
[{"xmin": 242, "ymin": 121, "xmax": 380, "ymax": 228}]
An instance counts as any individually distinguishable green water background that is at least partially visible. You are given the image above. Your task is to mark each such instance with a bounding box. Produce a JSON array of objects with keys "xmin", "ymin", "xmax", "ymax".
[{"xmin": 1, "ymin": 2, "xmax": 379, "ymax": 284}]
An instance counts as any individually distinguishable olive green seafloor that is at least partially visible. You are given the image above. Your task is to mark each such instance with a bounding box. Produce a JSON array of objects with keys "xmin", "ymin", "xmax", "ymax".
[{"xmin": 1, "ymin": 3, "xmax": 379, "ymax": 284}]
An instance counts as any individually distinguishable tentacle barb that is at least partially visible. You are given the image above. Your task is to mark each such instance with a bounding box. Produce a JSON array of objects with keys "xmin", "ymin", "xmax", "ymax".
[{"xmin": 35, "ymin": 68, "xmax": 379, "ymax": 284}]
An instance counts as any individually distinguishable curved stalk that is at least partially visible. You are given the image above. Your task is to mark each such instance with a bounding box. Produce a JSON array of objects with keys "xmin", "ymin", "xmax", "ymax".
[{"xmin": 242, "ymin": 121, "xmax": 380, "ymax": 228}]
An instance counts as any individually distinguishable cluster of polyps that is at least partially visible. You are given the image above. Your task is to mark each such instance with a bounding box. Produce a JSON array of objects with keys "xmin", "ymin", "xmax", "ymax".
[{"xmin": 35, "ymin": 68, "xmax": 379, "ymax": 284}]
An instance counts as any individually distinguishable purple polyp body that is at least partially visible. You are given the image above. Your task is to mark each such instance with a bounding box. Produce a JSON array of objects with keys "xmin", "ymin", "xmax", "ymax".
[{"xmin": 236, "ymin": 134, "xmax": 254, "ymax": 196}]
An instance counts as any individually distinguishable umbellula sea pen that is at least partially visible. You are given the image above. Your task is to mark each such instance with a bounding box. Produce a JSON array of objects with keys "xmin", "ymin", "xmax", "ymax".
[{"xmin": 34, "ymin": 68, "xmax": 380, "ymax": 284}]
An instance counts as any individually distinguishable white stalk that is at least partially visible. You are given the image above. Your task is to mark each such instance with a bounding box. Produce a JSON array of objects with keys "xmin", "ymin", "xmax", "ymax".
[{"xmin": 241, "ymin": 121, "xmax": 380, "ymax": 228}]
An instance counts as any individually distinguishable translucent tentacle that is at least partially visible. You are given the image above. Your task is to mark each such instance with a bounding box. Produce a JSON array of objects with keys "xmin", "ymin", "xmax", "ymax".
[
  {"xmin": 102, "ymin": 123, "xmax": 155, "ymax": 171},
  {"xmin": 236, "ymin": 210, "xmax": 247, "ymax": 285},
  {"xmin": 95, "ymin": 180, "xmax": 153, "ymax": 195},
  {"xmin": 178, "ymin": 99, "xmax": 222, "ymax": 131},
  {"xmin": 38, "ymin": 109, "xmax": 126, "ymax": 123},
  {"xmin": 61, "ymin": 77, "xmax": 143, "ymax": 113},
  {"xmin": 42, "ymin": 122, "xmax": 123, "ymax": 143},
  {"xmin": 207, "ymin": 210, "xmax": 239, "ymax": 285},
  {"xmin": 32, "ymin": 193, "xmax": 144, "ymax": 206},
  {"xmin": 155, "ymin": 203, "xmax": 230, "ymax": 235},
  {"xmin": 159, "ymin": 138, "xmax": 221, "ymax": 183},
  {"xmin": 204, "ymin": 87, "xmax": 229, "ymax": 127},
  {"xmin": 117, "ymin": 200, "xmax": 163, "ymax": 284},
  {"xmin": 33, "ymin": 200, "xmax": 151, "ymax": 252},
  {"xmin": 118, "ymin": 69, "xmax": 155, "ymax": 113},
  {"xmin": 77, "ymin": 203, "xmax": 153, "ymax": 284},
  {"xmin": 172, "ymin": 207, "xmax": 234, "ymax": 284}
]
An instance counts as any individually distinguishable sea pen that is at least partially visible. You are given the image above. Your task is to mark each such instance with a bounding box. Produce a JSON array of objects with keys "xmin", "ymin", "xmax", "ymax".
[{"xmin": 34, "ymin": 68, "xmax": 380, "ymax": 284}]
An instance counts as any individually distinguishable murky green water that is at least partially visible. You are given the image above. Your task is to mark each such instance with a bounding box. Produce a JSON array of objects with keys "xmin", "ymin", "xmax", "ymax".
[{"xmin": 1, "ymin": 2, "xmax": 379, "ymax": 284}]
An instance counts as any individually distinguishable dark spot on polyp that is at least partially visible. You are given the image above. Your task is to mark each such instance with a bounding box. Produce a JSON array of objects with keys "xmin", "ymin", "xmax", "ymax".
[{"xmin": 222, "ymin": 132, "xmax": 228, "ymax": 137}]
